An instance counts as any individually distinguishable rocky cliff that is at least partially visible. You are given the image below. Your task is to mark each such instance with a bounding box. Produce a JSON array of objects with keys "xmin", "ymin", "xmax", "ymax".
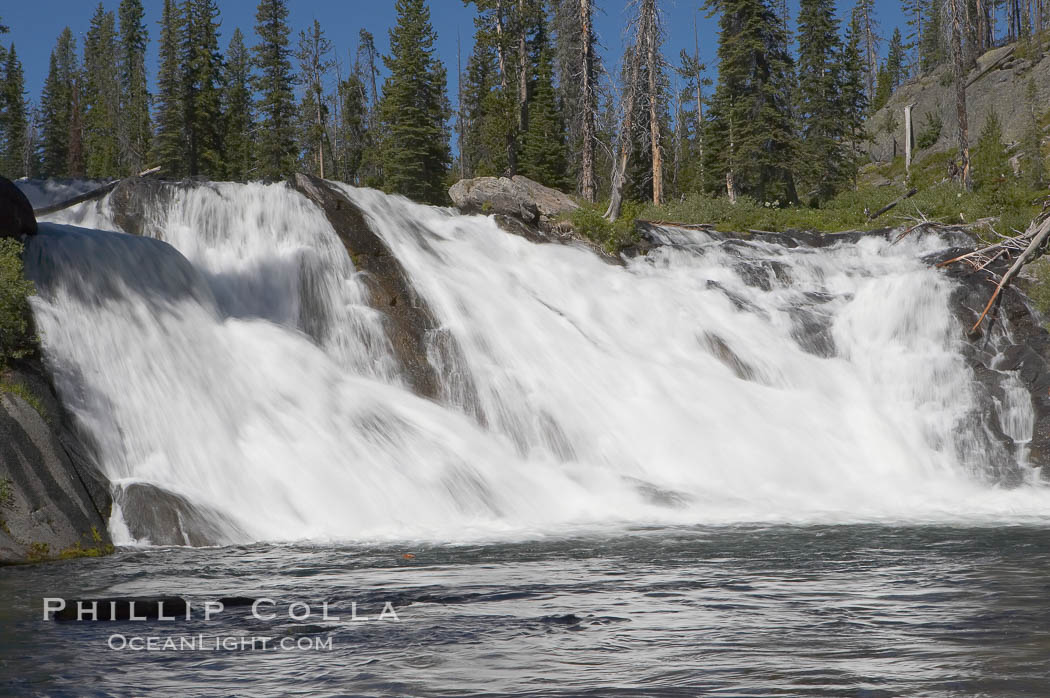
[{"xmin": 867, "ymin": 42, "xmax": 1050, "ymax": 166}]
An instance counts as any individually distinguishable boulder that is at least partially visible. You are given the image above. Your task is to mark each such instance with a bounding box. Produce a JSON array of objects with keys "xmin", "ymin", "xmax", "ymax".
[
  {"xmin": 113, "ymin": 483, "xmax": 245, "ymax": 547},
  {"xmin": 449, "ymin": 175, "xmax": 578, "ymax": 228},
  {"xmin": 0, "ymin": 175, "xmax": 37, "ymax": 240}
]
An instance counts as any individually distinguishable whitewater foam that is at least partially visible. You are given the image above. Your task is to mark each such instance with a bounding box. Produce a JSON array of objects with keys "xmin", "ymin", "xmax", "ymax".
[{"xmin": 24, "ymin": 181, "xmax": 1050, "ymax": 544}]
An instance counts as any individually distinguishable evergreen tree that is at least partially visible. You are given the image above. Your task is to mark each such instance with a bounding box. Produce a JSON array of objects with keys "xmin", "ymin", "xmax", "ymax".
[
  {"xmin": 704, "ymin": 0, "xmax": 799, "ymax": 203},
  {"xmin": 1, "ymin": 45, "xmax": 28, "ymax": 178},
  {"xmin": 796, "ymin": 0, "xmax": 846, "ymax": 201},
  {"xmin": 153, "ymin": 0, "xmax": 186, "ymax": 177},
  {"xmin": 84, "ymin": 3, "xmax": 121, "ymax": 178},
  {"xmin": 182, "ymin": 0, "xmax": 224, "ymax": 178},
  {"xmin": 1020, "ymin": 79, "xmax": 1046, "ymax": 187},
  {"xmin": 355, "ymin": 29, "xmax": 383, "ymax": 185},
  {"xmin": 459, "ymin": 32, "xmax": 502, "ymax": 176},
  {"xmin": 467, "ymin": 0, "xmax": 519, "ymax": 175},
  {"xmin": 118, "ymin": 0, "xmax": 151, "ymax": 174},
  {"xmin": 252, "ymin": 0, "xmax": 297, "ymax": 179},
  {"xmin": 840, "ymin": 14, "xmax": 868, "ymax": 187},
  {"xmin": 872, "ymin": 63, "xmax": 891, "ymax": 112},
  {"xmin": 902, "ymin": 0, "xmax": 923, "ymax": 75},
  {"xmin": 222, "ymin": 28, "xmax": 254, "ymax": 180},
  {"xmin": 335, "ymin": 63, "xmax": 368, "ymax": 184},
  {"xmin": 554, "ymin": 0, "xmax": 600, "ymax": 200},
  {"xmin": 971, "ymin": 107, "xmax": 1007, "ymax": 188},
  {"xmin": 519, "ymin": 40, "xmax": 569, "ymax": 189},
  {"xmin": 853, "ymin": 0, "xmax": 879, "ymax": 101},
  {"xmin": 39, "ymin": 28, "xmax": 82, "ymax": 177},
  {"xmin": 295, "ymin": 19, "xmax": 334, "ymax": 178},
  {"xmin": 885, "ymin": 27, "xmax": 905, "ymax": 89},
  {"xmin": 378, "ymin": 0, "xmax": 452, "ymax": 204},
  {"xmin": 919, "ymin": 0, "xmax": 945, "ymax": 72}
]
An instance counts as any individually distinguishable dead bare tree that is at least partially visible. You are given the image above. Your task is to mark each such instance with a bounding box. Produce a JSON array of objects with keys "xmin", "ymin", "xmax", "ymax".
[
  {"xmin": 606, "ymin": 0, "xmax": 662, "ymax": 219},
  {"xmin": 579, "ymin": 0, "xmax": 597, "ymax": 202},
  {"xmin": 643, "ymin": 0, "xmax": 663, "ymax": 205},
  {"xmin": 948, "ymin": 0, "xmax": 972, "ymax": 190},
  {"xmin": 604, "ymin": 8, "xmax": 645, "ymax": 222}
]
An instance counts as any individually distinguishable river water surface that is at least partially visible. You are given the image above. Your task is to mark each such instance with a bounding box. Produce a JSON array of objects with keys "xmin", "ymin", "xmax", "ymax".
[{"xmin": 3, "ymin": 524, "xmax": 1049, "ymax": 696}]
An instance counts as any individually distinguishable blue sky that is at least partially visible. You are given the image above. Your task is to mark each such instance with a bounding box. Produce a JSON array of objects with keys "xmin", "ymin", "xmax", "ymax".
[{"xmin": 2, "ymin": 1, "xmax": 905, "ymax": 112}]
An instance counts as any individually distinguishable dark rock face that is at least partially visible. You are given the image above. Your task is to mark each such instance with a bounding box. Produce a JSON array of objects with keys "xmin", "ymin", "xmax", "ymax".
[
  {"xmin": 0, "ymin": 361, "xmax": 112, "ymax": 564},
  {"xmin": 113, "ymin": 483, "xmax": 245, "ymax": 547},
  {"xmin": 940, "ymin": 257, "xmax": 1050, "ymax": 471},
  {"xmin": 449, "ymin": 175, "xmax": 579, "ymax": 229},
  {"xmin": 0, "ymin": 175, "xmax": 37, "ymax": 240},
  {"xmin": 293, "ymin": 174, "xmax": 442, "ymax": 399},
  {"xmin": 107, "ymin": 177, "xmax": 173, "ymax": 237}
]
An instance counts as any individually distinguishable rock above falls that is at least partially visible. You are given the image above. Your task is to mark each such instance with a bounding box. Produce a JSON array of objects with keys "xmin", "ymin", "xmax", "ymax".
[
  {"xmin": 449, "ymin": 175, "xmax": 579, "ymax": 228},
  {"xmin": 0, "ymin": 175, "xmax": 38, "ymax": 240}
]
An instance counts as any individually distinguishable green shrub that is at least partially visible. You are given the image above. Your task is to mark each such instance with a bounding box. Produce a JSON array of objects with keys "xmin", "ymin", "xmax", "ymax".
[
  {"xmin": 569, "ymin": 200, "xmax": 644, "ymax": 254},
  {"xmin": 915, "ymin": 111, "xmax": 943, "ymax": 150},
  {"xmin": 0, "ymin": 239, "xmax": 35, "ymax": 367}
]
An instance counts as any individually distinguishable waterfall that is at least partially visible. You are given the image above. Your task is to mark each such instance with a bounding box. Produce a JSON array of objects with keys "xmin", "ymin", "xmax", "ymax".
[{"xmin": 23, "ymin": 181, "xmax": 1050, "ymax": 545}]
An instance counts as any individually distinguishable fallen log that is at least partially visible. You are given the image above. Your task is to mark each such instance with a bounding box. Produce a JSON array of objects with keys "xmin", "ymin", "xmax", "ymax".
[
  {"xmin": 867, "ymin": 187, "xmax": 918, "ymax": 221},
  {"xmin": 968, "ymin": 213, "xmax": 1050, "ymax": 334},
  {"xmin": 33, "ymin": 166, "xmax": 160, "ymax": 217}
]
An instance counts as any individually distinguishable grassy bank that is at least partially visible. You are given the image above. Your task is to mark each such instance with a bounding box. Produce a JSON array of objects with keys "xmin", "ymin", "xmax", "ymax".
[{"xmin": 569, "ymin": 146, "xmax": 1047, "ymax": 255}]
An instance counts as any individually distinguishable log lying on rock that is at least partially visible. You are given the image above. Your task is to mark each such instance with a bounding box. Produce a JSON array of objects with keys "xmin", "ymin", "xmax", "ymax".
[{"xmin": 938, "ymin": 204, "xmax": 1050, "ymax": 334}]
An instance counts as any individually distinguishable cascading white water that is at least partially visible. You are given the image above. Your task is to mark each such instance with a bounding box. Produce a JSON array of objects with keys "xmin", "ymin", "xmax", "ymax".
[{"xmin": 24, "ymin": 181, "xmax": 1050, "ymax": 544}]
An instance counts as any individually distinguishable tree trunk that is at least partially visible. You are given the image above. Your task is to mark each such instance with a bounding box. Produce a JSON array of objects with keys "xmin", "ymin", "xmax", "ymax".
[
  {"xmin": 518, "ymin": 0, "xmax": 528, "ymax": 137},
  {"xmin": 644, "ymin": 0, "xmax": 662, "ymax": 205},
  {"xmin": 580, "ymin": 0, "xmax": 596, "ymax": 202},
  {"xmin": 949, "ymin": 0, "xmax": 971, "ymax": 189}
]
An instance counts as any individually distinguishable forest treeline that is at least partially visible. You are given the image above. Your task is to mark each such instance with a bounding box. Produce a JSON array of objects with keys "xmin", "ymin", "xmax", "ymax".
[{"xmin": 0, "ymin": 0, "xmax": 1046, "ymax": 211}]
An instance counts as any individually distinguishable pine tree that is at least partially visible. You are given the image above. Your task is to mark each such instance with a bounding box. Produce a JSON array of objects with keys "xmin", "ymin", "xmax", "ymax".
[
  {"xmin": 885, "ymin": 28, "xmax": 905, "ymax": 89},
  {"xmin": 840, "ymin": 13, "xmax": 868, "ymax": 187},
  {"xmin": 1020, "ymin": 79, "xmax": 1046, "ymax": 187},
  {"xmin": 84, "ymin": 4, "xmax": 121, "ymax": 178},
  {"xmin": 1, "ymin": 45, "xmax": 28, "ymax": 178},
  {"xmin": 252, "ymin": 0, "xmax": 297, "ymax": 179},
  {"xmin": 355, "ymin": 29, "xmax": 383, "ymax": 185},
  {"xmin": 703, "ymin": 0, "xmax": 799, "ymax": 203},
  {"xmin": 459, "ymin": 32, "xmax": 501, "ymax": 176},
  {"xmin": 519, "ymin": 40, "xmax": 569, "ymax": 189},
  {"xmin": 153, "ymin": 0, "xmax": 186, "ymax": 177},
  {"xmin": 39, "ymin": 28, "xmax": 82, "ymax": 177},
  {"xmin": 467, "ymin": 0, "xmax": 519, "ymax": 175},
  {"xmin": 852, "ymin": 0, "xmax": 880, "ymax": 101},
  {"xmin": 872, "ymin": 64, "xmax": 891, "ymax": 112},
  {"xmin": 182, "ymin": 0, "xmax": 223, "ymax": 178},
  {"xmin": 554, "ymin": 0, "xmax": 599, "ymax": 201},
  {"xmin": 796, "ymin": 0, "xmax": 846, "ymax": 201},
  {"xmin": 335, "ymin": 63, "xmax": 369, "ymax": 184},
  {"xmin": 919, "ymin": 0, "xmax": 945, "ymax": 72},
  {"xmin": 222, "ymin": 28, "xmax": 254, "ymax": 180},
  {"xmin": 379, "ymin": 0, "xmax": 451, "ymax": 204},
  {"xmin": 972, "ymin": 107, "xmax": 1007, "ymax": 188},
  {"xmin": 295, "ymin": 19, "xmax": 334, "ymax": 178},
  {"xmin": 902, "ymin": 0, "xmax": 922, "ymax": 75},
  {"xmin": 118, "ymin": 0, "xmax": 151, "ymax": 174}
]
